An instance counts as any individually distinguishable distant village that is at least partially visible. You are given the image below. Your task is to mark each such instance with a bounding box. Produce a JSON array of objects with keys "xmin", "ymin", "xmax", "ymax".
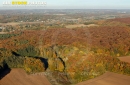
[{"xmin": 0, "ymin": 9, "xmax": 129, "ymax": 33}]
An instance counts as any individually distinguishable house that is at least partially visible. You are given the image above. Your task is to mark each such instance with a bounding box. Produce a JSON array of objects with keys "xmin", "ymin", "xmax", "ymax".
[
  {"xmin": 0, "ymin": 27, "xmax": 3, "ymax": 32},
  {"xmin": 0, "ymin": 27, "xmax": 5, "ymax": 32}
]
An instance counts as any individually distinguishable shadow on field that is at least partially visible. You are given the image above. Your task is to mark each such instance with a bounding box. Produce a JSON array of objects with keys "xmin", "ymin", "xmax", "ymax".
[{"xmin": 0, "ymin": 64, "xmax": 11, "ymax": 80}]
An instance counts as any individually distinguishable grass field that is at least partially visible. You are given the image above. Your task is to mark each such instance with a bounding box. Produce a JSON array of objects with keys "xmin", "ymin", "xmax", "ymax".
[
  {"xmin": 66, "ymin": 24, "xmax": 98, "ymax": 28},
  {"xmin": 1, "ymin": 68, "xmax": 130, "ymax": 85},
  {"xmin": 118, "ymin": 56, "xmax": 130, "ymax": 63},
  {"xmin": 76, "ymin": 72, "xmax": 130, "ymax": 85},
  {"xmin": 0, "ymin": 22, "xmax": 42, "ymax": 26},
  {"xmin": 0, "ymin": 68, "xmax": 51, "ymax": 85}
]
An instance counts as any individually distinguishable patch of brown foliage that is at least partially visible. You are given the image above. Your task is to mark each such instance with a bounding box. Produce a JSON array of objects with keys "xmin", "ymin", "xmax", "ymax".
[
  {"xmin": 1, "ymin": 20, "xmax": 130, "ymax": 54},
  {"xmin": 108, "ymin": 17, "xmax": 130, "ymax": 24},
  {"xmin": 89, "ymin": 26, "xmax": 130, "ymax": 49}
]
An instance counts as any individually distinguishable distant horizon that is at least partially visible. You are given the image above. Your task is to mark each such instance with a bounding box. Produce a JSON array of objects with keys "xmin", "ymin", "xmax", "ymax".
[
  {"xmin": 0, "ymin": 0, "xmax": 130, "ymax": 9},
  {"xmin": 0, "ymin": 6, "xmax": 130, "ymax": 9},
  {"xmin": 0, "ymin": 8, "xmax": 130, "ymax": 10}
]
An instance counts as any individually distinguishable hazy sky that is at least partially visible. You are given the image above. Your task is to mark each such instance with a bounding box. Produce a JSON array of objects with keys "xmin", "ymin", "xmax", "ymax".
[{"xmin": 0, "ymin": 0, "xmax": 130, "ymax": 9}]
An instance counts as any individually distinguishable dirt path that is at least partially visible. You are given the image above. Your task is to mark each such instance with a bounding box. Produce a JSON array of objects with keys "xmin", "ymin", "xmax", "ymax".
[
  {"xmin": 76, "ymin": 72, "xmax": 130, "ymax": 85},
  {"xmin": 0, "ymin": 68, "xmax": 52, "ymax": 85},
  {"xmin": 118, "ymin": 56, "xmax": 130, "ymax": 63}
]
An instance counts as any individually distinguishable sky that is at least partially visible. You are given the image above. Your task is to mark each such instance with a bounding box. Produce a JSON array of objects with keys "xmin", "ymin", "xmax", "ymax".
[{"xmin": 0, "ymin": 0, "xmax": 130, "ymax": 9}]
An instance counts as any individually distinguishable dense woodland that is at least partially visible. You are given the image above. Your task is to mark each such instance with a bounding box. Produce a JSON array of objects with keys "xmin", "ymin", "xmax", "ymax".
[{"xmin": 0, "ymin": 17, "xmax": 130, "ymax": 84}]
